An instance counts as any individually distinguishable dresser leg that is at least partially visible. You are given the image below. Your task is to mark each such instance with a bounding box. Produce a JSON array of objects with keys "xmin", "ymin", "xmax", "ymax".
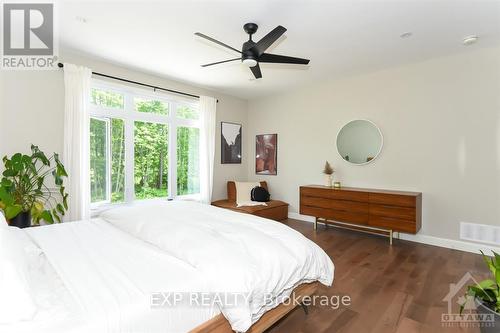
[
  {"xmin": 314, "ymin": 218, "xmax": 318, "ymax": 230},
  {"xmin": 389, "ymin": 230, "xmax": 393, "ymax": 245}
]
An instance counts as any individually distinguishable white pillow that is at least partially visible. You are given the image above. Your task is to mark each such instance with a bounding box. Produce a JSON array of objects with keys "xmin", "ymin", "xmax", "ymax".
[
  {"xmin": 0, "ymin": 226, "xmax": 39, "ymax": 323},
  {"xmin": 235, "ymin": 182, "xmax": 267, "ymax": 207}
]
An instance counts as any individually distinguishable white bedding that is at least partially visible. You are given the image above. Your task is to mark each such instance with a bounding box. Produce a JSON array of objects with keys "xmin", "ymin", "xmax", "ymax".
[
  {"xmin": 3, "ymin": 201, "xmax": 334, "ymax": 333},
  {"xmin": 3, "ymin": 220, "xmax": 219, "ymax": 333},
  {"xmin": 100, "ymin": 201, "xmax": 334, "ymax": 332}
]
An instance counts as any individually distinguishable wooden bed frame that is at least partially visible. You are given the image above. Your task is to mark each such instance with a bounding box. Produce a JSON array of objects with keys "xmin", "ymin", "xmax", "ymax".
[{"xmin": 189, "ymin": 281, "xmax": 319, "ymax": 333}]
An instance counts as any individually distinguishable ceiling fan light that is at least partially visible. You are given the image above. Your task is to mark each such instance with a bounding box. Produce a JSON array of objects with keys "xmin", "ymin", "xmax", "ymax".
[{"xmin": 242, "ymin": 58, "xmax": 258, "ymax": 68}]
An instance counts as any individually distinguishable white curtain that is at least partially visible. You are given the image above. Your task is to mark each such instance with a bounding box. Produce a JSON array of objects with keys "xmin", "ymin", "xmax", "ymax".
[
  {"xmin": 199, "ymin": 96, "xmax": 217, "ymax": 204},
  {"xmin": 62, "ymin": 63, "xmax": 92, "ymax": 221}
]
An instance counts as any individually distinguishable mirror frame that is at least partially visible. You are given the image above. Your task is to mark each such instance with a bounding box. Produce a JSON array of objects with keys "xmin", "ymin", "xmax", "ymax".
[{"xmin": 335, "ymin": 119, "xmax": 384, "ymax": 166}]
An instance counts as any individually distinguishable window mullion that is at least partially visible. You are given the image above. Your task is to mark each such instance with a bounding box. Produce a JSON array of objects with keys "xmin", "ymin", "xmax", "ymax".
[
  {"xmin": 169, "ymin": 102, "xmax": 177, "ymax": 199},
  {"xmin": 124, "ymin": 93, "xmax": 135, "ymax": 203},
  {"xmin": 105, "ymin": 118, "xmax": 112, "ymax": 203}
]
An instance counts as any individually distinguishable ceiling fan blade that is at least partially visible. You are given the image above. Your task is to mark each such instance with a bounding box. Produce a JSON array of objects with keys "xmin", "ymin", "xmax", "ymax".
[
  {"xmin": 251, "ymin": 25, "xmax": 287, "ymax": 56},
  {"xmin": 201, "ymin": 58, "xmax": 241, "ymax": 67},
  {"xmin": 250, "ymin": 64, "xmax": 262, "ymax": 79},
  {"xmin": 259, "ymin": 53, "xmax": 310, "ymax": 65},
  {"xmin": 194, "ymin": 32, "xmax": 242, "ymax": 54}
]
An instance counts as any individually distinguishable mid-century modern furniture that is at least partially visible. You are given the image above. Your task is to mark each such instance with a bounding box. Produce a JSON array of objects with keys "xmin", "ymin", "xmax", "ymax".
[
  {"xmin": 212, "ymin": 181, "xmax": 289, "ymax": 221},
  {"xmin": 300, "ymin": 185, "xmax": 422, "ymax": 244}
]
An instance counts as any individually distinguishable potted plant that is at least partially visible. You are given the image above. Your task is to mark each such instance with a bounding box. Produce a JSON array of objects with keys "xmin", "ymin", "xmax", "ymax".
[
  {"xmin": 0, "ymin": 145, "xmax": 69, "ymax": 228},
  {"xmin": 323, "ymin": 161, "xmax": 334, "ymax": 187},
  {"xmin": 461, "ymin": 251, "xmax": 500, "ymax": 333}
]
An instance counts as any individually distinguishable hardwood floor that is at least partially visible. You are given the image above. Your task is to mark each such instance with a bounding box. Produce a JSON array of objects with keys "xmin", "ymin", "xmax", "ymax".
[{"xmin": 268, "ymin": 219, "xmax": 490, "ymax": 333}]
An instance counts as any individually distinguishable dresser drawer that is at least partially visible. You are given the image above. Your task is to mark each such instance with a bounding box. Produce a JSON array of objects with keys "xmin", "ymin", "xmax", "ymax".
[
  {"xmin": 369, "ymin": 204, "xmax": 416, "ymax": 220},
  {"xmin": 368, "ymin": 216, "xmax": 416, "ymax": 233},
  {"xmin": 369, "ymin": 193, "xmax": 416, "ymax": 208},
  {"xmin": 301, "ymin": 196, "xmax": 369, "ymax": 214},
  {"xmin": 300, "ymin": 187, "xmax": 369, "ymax": 203},
  {"xmin": 300, "ymin": 206, "xmax": 369, "ymax": 225}
]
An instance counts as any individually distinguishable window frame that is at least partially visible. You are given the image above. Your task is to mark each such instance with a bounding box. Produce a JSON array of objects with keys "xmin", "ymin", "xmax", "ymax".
[
  {"xmin": 89, "ymin": 79, "xmax": 201, "ymax": 211},
  {"xmin": 89, "ymin": 116, "xmax": 112, "ymax": 206}
]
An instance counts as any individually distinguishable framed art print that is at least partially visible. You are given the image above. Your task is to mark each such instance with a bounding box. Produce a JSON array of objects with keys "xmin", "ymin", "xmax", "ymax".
[
  {"xmin": 255, "ymin": 134, "xmax": 277, "ymax": 175},
  {"xmin": 221, "ymin": 122, "xmax": 242, "ymax": 164}
]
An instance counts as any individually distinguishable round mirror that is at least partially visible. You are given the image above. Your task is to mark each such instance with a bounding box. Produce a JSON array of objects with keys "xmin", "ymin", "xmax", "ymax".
[{"xmin": 336, "ymin": 119, "xmax": 383, "ymax": 165}]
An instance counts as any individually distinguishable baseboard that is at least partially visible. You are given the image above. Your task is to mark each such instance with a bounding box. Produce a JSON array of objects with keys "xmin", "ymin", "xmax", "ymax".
[
  {"xmin": 397, "ymin": 233, "xmax": 500, "ymax": 255},
  {"xmin": 288, "ymin": 213, "xmax": 500, "ymax": 255},
  {"xmin": 287, "ymin": 212, "xmax": 316, "ymax": 223}
]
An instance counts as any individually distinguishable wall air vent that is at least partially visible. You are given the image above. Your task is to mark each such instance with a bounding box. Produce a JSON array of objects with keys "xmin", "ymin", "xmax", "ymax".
[{"xmin": 460, "ymin": 222, "xmax": 500, "ymax": 246}]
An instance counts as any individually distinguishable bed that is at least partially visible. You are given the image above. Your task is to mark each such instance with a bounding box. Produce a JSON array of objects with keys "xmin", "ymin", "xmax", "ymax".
[{"xmin": 1, "ymin": 201, "xmax": 334, "ymax": 333}]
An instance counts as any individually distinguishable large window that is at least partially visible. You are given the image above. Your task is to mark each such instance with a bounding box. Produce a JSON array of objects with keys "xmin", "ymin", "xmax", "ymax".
[{"xmin": 89, "ymin": 81, "xmax": 200, "ymax": 207}]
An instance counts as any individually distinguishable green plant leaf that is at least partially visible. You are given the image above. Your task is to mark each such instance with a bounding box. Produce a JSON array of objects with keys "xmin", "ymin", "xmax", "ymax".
[
  {"xmin": 63, "ymin": 194, "xmax": 68, "ymax": 210},
  {"xmin": 54, "ymin": 153, "xmax": 68, "ymax": 177},
  {"xmin": 52, "ymin": 209, "xmax": 61, "ymax": 223},
  {"xmin": 56, "ymin": 203, "xmax": 65, "ymax": 215},
  {"xmin": 493, "ymin": 251, "xmax": 500, "ymax": 267},
  {"xmin": 25, "ymin": 157, "xmax": 37, "ymax": 174},
  {"xmin": 11, "ymin": 153, "xmax": 22, "ymax": 164},
  {"xmin": 32, "ymin": 153, "xmax": 49, "ymax": 166},
  {"xmin": 40, "ymin": 210, "xmax": 54, "ymax": 224},
  {"xmin": 30, "ymin": 201, "xmax": 44, "ymax": 216},
  {"xmin": 1, "ymin": 178, "xmax": 13, "ymax": 188},
  {"xmin": 2, "ymin": 169, "xmax": 17, "ymax": 177},
  {"xmin": 0, "ymin": 187, "xmax": 14, "ymax": 206},
  {"xmin": 22, "ymin": 154, "xmax": 31, "ymax": 161},
  {"xmin": 478, "ymin": 279, "xmax": 496, "ymax": 289},
  {"xmin": 469, "ymin": 286, "xmax": 496, "ymax": 302},
  {"xmin": 52, "ymin": 170, "xmax": 63, "ymax": 186},
  {"xmin": 5, "ymin": 205, "xmax": 23, "ymax": 219},
  {"xmin": 481, "ymin": 251, "xmax": 497, "ymax": 276}
]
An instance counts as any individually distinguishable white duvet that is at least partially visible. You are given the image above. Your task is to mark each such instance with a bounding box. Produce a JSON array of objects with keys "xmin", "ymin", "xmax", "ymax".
[
  {"xmin": 100, "ymin": 201, "xmax": 334, "ymax": 332},
  {"xmin": 7, "ymin": 220, "xmax": 220, "ymax": 333}
]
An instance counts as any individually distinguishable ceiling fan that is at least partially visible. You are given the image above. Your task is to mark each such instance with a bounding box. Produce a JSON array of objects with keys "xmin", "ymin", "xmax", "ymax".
[{"xmin": 195, "ymin": 23, "xmax": 310, "ymax": 79}]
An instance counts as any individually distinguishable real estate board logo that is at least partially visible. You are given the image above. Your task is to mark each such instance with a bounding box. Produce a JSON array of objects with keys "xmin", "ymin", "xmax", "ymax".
[
  {"xmin": 442, "ymin": 272, "xmax": 497, "ymax": 329},
  {"xmin": 1, "ymin": 2, "xmax": 57, "ymax": 70}
]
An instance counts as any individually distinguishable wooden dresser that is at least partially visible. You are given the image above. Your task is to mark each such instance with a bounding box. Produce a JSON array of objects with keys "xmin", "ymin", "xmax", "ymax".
[{"xmin": 300, "ymin": 185, "xmax": 422, "ymax": 241}]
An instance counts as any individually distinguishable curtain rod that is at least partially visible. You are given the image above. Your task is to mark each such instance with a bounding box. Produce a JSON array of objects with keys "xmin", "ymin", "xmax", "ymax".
[{"xmin": 57, "ymin": 63, "xmax": 218, "ymax": 102}]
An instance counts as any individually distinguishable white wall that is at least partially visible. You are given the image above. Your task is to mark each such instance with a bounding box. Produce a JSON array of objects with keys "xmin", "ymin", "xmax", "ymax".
[
  {"xmin": 246, "ymin": 46, "xmax": 500, "ymax": 242},
  {"xmin": 0, "ymin": 50, "xmax": 248, "ymax": 201}
]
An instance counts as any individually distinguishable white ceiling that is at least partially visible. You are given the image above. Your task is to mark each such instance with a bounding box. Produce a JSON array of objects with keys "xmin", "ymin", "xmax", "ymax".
[{"xmin": 58, "ymin": 0, "xmax": 500, "ymax": 100}]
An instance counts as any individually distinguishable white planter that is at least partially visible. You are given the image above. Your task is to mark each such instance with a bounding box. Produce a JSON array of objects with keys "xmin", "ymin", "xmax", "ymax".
[{"xmin": 324, "ymin": 174, "xmax": 333, "ymax": 187}]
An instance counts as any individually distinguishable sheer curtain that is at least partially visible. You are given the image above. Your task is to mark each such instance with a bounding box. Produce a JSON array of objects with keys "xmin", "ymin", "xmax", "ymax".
[
  {"xmin": 62, "ymin": 63, "xmax": 92, "ymax": 221},
  {"xmin": 199, "ymin": 96, "xmax": 217, "ymax": 204}
]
